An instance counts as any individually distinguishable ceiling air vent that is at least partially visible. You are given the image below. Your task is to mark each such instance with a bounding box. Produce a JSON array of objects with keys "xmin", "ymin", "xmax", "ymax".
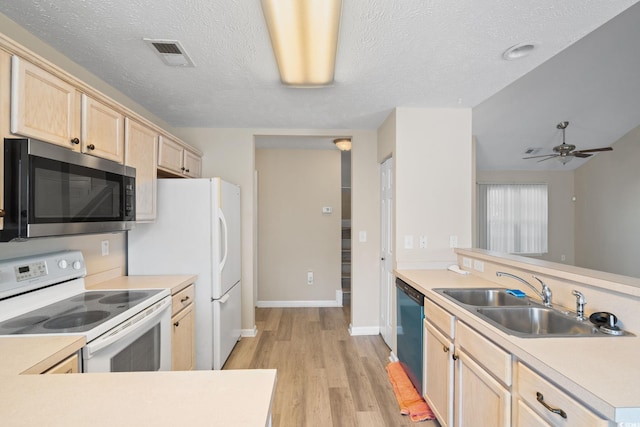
[{"xmin": 143, "ymin": 39, "xmax": 195, "ymax": 67}]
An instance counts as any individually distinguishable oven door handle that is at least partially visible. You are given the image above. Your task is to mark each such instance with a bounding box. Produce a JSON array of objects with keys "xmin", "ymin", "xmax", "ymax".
[{"xmin": 85, "ymin": 297, "xmax": 170, "ymax": 357}]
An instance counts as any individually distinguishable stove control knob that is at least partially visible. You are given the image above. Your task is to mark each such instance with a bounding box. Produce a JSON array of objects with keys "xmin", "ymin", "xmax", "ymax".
[
  {"xmin": 72, "ymin": 261, "xmax": 83, "ymax": 270},
  {"xmin": 58, "ymin": 260, "xmax": 68, "ymax": 269}
]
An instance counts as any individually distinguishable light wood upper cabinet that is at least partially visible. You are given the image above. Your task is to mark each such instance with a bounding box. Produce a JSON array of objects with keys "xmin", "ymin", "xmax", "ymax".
[
  {"xmin": 125, "ymin": 118, "xmax": 158, "ymax": 221},
  {"xmin": 0, "ymin": 49, "xmax": 11, "ymax": 230},
  {"xmin": 10, "ymin": 56, "xmax": 80, "ymax": 150},
  {"xmin": 81, "ymin": 94, "xmax": 124, "ymax": 163},
  {"xmin": 158, "ymin": 135, "xmax": 202, "ymax": 178}
]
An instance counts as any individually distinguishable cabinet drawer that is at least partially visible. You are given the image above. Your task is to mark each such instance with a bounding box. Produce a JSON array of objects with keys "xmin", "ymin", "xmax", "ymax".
[
  {"xmin": 516, "ymin": 362, "xmax": 609, "ymax": 427},
  {"xmin": 43, "ymin": 353, "xmax": 79, "ymax": 374},
  {"xmin": 172, "ymin": 284, "xmax": 195, "ymax": 316},
  {"xmin": 425, "ymin": 297, "xmax": 455, "ymax": 339},
  {"xmin": 456, "ymin": 321, "xmax": 511, "ymax": 386}
]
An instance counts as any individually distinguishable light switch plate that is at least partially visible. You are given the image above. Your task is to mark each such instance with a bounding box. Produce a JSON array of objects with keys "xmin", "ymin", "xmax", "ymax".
[
  {"xmin": 473, "ymin": 260, "xmax": 484, "ymax": 272},
  {"xmin": 359, "ymin": 231, "xmax": 367, "ymax": 243},
  {"xmin": 101, "ymin": 240, "xmax": 109, "ymax": 256},
  {"xmin": 462, "ymin": 257, "xmax": 472, "ymax": 268}
]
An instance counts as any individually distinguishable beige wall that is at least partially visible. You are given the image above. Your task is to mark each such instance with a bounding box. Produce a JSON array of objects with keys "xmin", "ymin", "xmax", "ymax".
[
  {"xmin": 574, "ymin": 124, "xmax": 640, "ymax": 277},
  {"xmin": 395, "ymin": 108, "xmax": 473, "ymax": 269},
  {"xmin": 175, "ymin": 128, "xmax": 381, "ymax": 332},
  {"xmin": 476, "ymin": 170, "xmax": 575, "ymax": 265},
  {"xmin": 255, "ymin": 149, "xmax": 341, "ymax": 303}
]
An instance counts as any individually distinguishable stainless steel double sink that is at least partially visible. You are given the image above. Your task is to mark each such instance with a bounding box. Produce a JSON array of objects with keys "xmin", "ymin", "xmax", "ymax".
[{"xmin": 433, "ymin": 288, "xmax": 606, "ymax": 338}]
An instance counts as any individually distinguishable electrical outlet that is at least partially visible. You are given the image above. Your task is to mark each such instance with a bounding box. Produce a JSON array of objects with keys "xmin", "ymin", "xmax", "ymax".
[
  {"xmin": 359, "ymin": 231, "xmax": 367, "ymax": 242},
  {"xmin": 101, "ymin": 240, "xmax": 109, "ymax": 256},
  {"xmin": 307, "ymin": 271, "xmax": 314, "ymax": 285},
  {"xmin": 473, "ymin": 260, "xmax": 484, "ymax": 272},
  {"xmin": 462, "ymin": 257, "xmax": 472, "ymax": 268},
  {"xmin": 419, "ymin": 236, "xmax": 427, "ymax": 248}
]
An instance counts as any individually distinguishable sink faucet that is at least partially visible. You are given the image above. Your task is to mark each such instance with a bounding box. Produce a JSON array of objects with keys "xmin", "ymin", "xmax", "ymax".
[
  {"xmin": 496, "ymin": 272, "xmax": 553, "ymax": 307},
  {"xmin": 572, "ymin": 290, "xmax": 587, "ymax": 321}
]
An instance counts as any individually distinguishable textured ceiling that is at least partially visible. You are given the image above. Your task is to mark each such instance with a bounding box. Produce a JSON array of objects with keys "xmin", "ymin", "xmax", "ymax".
[{"xmin": 0, "ymin": 1, "xmax": 638, "ymax": 169}]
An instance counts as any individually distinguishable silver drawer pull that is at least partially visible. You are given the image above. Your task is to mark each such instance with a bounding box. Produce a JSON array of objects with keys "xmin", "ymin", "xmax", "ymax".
[{"xmin": 536, "ymin": 392, "xmax": 567, "ymax": 419}]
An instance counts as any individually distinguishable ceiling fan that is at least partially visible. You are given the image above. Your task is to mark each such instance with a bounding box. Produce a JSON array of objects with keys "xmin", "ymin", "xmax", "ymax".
[{"xmin": 523, "ymin": 121, "xmax": 613, "ymax": 164}]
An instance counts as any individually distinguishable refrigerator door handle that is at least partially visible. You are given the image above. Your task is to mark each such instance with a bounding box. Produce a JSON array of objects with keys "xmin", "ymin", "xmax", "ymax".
[{"xmin": 218, "ymin": 207, "xmax": 229, "ymax": 273}]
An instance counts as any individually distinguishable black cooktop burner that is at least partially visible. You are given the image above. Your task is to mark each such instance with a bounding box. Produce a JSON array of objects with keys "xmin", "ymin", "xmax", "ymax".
[
  {"xmin": 43, "ymin": 311, "xmax": 110, "ymax": 330},
  {"xmin": 0, "ymin": 288, "xmax": 164, "ymax": 335}
]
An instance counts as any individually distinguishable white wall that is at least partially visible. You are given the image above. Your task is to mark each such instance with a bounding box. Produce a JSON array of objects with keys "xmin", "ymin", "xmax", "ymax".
[
  {"xmin": 476, "ymin": 170, "xmax": 575, "ymax": 265},
  {"xmin": 255, "ymin": 148, "xmax": 341, "ymax": 304},
  {"xmin": 394, "ymin": 108, "xmax": 473, "ymax": 269},
  {"xmin": 574, "ymin": 124, "xmax": 640, "ymax": 277}
]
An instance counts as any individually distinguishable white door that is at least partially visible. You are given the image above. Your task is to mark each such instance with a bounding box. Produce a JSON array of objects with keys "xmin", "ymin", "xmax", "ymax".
[{"xmin": 380, "ymin": 157, "xmax": 394, "ymax": 347}]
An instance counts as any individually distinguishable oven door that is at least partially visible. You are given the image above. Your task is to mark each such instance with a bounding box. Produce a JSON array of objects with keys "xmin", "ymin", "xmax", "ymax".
[{"xmin": 82, "ymin": 297, "xmax": 171, "ymax": 373}]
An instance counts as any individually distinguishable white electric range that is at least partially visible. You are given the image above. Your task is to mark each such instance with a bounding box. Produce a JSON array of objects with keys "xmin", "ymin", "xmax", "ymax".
[{"xmin": 0, "ymin": 250, "xmax": 171, "ymax": 373}]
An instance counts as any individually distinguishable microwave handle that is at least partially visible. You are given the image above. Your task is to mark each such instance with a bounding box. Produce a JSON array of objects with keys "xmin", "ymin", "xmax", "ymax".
[{"xmin": 84, "ymin": 298, "xmax": 170, "ymax": 357}]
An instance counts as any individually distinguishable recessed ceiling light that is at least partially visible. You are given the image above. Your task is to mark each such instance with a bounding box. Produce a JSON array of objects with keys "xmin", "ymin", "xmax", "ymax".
[{"xmin": 502, "ymin": 43, "xmax": 536, "ymax": 60}]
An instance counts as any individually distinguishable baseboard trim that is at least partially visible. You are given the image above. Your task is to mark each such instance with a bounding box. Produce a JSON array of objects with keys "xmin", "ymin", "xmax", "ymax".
[
  {"xmin": 349, "ymin": 325, "xmax": 380, "ymax": 336},
  {"xmin": 241, "ymin": 326, "xmax": 257, "ymax": 338},
  {"xmin": 256, "ymin": 290, "xmax": 343, "ymax": 308}
]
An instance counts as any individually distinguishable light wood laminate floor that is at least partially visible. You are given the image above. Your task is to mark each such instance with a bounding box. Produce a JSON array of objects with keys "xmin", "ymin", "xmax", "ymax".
[{"xmin": 224, "ymin": 306, "xmax": 440, "ymax": 426}]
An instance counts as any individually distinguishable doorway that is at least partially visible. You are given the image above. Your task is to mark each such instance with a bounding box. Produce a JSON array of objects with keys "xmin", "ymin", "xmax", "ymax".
[{"xmin": 380, "ymin": 157, "xmax": 393, "ymax": 347}]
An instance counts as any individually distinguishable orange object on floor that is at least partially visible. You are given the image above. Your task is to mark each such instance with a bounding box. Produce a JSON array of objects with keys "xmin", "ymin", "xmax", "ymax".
[{"xmin": 386, "ymin": 361, "xmax": 435, "ymax": 422}]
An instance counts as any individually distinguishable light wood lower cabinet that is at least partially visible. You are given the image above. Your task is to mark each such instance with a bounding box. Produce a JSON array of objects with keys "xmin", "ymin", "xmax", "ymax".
[
  {"xmin": 515, "ymin": 362, "xmax": 609, "ymax": 427},
  {"xmin": 171, "ymin": 284, "xmax": 195, "ymax": 371},
  {"xmin": 124, "ymin": 118, "xmax": 158, "ymax": 221},
  {"xmin": 10, "ymin": 55, "xmax": 80, "ymax": 150},
  {"xmin": 424, "ymin": 320, "xmax": 454, "ymax": 427},
  {"xmin": 455, "ymin": 349, "xmax": 511, "ymax": 427},
  {"xmin": 42, "ymin": 353, "xmax": 79, "ymax": 374}
]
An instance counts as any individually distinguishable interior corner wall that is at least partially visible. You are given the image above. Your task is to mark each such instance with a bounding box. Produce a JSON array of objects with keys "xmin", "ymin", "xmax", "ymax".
[
  {"xmin": 395, "ymin": 108, "xmax": 473, "ymax": 269},
  {"xmin": 255, "ymin": 148, "xmax": 341, "ymax": 303},
  {"xmin": 476, "ymin": 170, "xmax": 575, "ymax": 265},
  {"xmin": 574, "ymin": 124, "xmax": 640, "ymax": 277}
]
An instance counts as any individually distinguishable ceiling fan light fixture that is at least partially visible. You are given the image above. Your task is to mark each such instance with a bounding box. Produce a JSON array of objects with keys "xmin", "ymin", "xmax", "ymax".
[
  {"xmin": 333, "ymin": 138, "xmax": 351, "ymax": 151},
  {"xmin": 558, "ymin": 155, "xmax": 573, "ymax": 165},
  {"xmin": 261, "ymin": 0, "xmax": 343, "ymax": 87}
]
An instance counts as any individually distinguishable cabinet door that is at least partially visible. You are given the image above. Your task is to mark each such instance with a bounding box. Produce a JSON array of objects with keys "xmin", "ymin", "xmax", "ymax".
[
  {"xmin": 424, "ymin": 320, "xmax": 454, "ymax": 427},
  {"xmin": 158, "ymin": 135, "xmax": 184, "ymax": 175},
  {"xmin": 81, "ymin": 94, "xmax": 124, "ymax": 163},
  {"xmin": 515, "ymin": 399, "xmax": 552, "ymax": 427},
  {"xmin": 1, "ymin": 49, "xmax": 11, "ymax": 230},
  {"xmin": 10, "ymin": 56, "xmax": 79, "ymax": 149},
  {"xmin": 125, "ymin": 118, "xmax": 158, "ymax": 221},
  {"xmin": 455, "ymin": 350, "xmax": 511, "ymax": 427},
  {"xmin": 43, "ymin": 353, "xmax": 79, "ymax": 374},
  {"xmin": 172, "ymin": 304, "xmax": 195, "ymax": 371},
  {"xmin": 183, "ymin": 149, "xmax": 202, "ymax": 178}
]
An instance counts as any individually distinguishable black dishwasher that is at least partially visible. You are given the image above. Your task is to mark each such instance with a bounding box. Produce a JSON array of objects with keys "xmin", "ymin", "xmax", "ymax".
[{"xmin": 396, "ymin": 278, "xmax": 425, "ymax": 395}]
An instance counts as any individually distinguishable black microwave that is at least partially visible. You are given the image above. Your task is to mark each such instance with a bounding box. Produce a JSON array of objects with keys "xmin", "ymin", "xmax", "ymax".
[{"xmin": 1, "ymin": 138, "xmax": 136, "ymax": 242}]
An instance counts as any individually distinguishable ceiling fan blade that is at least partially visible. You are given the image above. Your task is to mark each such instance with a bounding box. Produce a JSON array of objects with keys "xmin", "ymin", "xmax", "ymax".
[
  {"xmin": 574, "ymin": 147, "xmax": 613, "ymax": 154},
  {"xmin": 522, "ymin": 154, "xmax": 557, "ymax": 160},
  {"xmin": 573, "ymin": 152, "xmax": 592, "ymax": 158},
  {"xmin": 536, "ymin": 155, "xmax": 559, "ymax": 163}
]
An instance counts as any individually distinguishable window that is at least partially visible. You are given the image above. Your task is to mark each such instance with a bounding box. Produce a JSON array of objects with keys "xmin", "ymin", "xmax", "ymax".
[{"xmin": 478, "ymin": 183, "xmax": 548, "ymax": 255}]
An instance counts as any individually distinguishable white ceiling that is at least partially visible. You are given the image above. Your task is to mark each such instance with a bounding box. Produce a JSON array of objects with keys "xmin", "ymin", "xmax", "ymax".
[{"xmin": 1, "ymin": 1, "xmax": 638, "ymax": 170}]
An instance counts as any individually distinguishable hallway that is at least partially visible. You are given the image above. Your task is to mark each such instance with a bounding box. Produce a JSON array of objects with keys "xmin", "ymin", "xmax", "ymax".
[{"xmin": 224, "ymin": 307, "xmax": 439, "ymax": 426}]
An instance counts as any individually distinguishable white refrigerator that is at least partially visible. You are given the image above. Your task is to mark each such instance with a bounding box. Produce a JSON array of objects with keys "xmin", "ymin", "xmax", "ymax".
[{"xmin": 127, "ymin": 178, "xmax": 241, "ymax": 370}]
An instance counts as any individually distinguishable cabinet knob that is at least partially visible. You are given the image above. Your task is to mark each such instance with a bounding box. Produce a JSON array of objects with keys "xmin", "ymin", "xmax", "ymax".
[
  {"xmin": 87, "ymin": 144, "xmax": 95, "ymax": 150},
  {"xmin": 0, "ymin": 208, "xmax": 5, "ymax": 218},
  {"xmin": 173, "ymin": 321, "xmax": 180, "ymax": 327},
  {"xmin": 452, "ymin": 353, "xmax": 458, "ymax": 360},
  {"xmin": 181, "ymin": 167, "xmax": 186, "ymax": 171},
  {"xmin": 442, "ymin": 345, "xmax": 449, "ymax": 353},
  {"xmin": 536, "ymin": 392, "xmax": 567, "ymax": 419},
  {"xmin": 185, "ymin": 169, "xmax": 190, "ymax": 173},
  {"xmin": 70, "ymin": 137, "xmax": 80, "ymax": 145}
]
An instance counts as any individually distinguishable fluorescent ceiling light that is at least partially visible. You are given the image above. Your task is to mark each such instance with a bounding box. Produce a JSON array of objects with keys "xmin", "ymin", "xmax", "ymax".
[
  {"xmin": 261, "ymin": 0, "xmax": 342, "ymax": 86},
  {"xmin": 333, "ymin": 138, "xmax": 351, "ymax": 151}
]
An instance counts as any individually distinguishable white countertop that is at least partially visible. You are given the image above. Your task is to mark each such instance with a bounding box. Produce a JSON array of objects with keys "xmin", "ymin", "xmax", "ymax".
[{"xmin": 396, "ymin": 269, "xmax": 640, "ymax": 423}]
